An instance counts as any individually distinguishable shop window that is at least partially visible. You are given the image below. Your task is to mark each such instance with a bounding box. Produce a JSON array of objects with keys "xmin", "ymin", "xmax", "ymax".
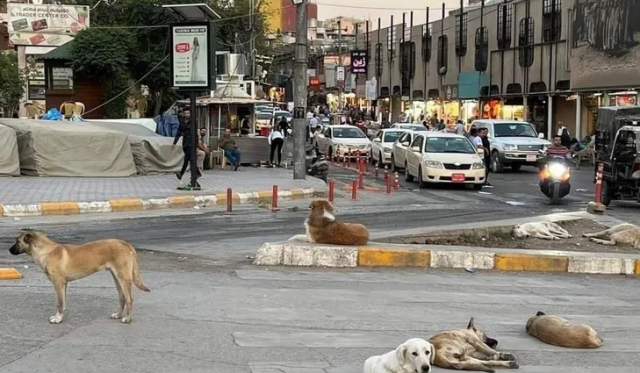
[
  {"xmin": 437, "ymin": 35, "xmax": 448, "ymax": 75},
  {"xmin": 497, "ymin": 3, "xmax": 513, "ymax": 49},
  {"xmin": 455, "ymin": 12, "xmax": 468, "ymax": 57},
  {"xmin": 542, "ymin": 0, "xmax": 562, "ymax": 43},
  {"xmin": 50, "ymin": 67, "xmax": 74, "ymax": 90},
  {"xmin": 421, "ymin": 24, "xmax": 432, "ymax": 63},
  {"xmin": 400, "ymin": 41, "xmax": 416, "ymax": 95},
  {"xmin": 518, "ymin": 17, "xmax": 534, "ymax": 68},
  {"xmin": 375, "ymin": 43, "xmax": 383, "ymax": 77},
  {"xmin": 386, "ymin": 26, "xmax": 395, "ymax": 58},
  {"xmin": 28, "ymin": 84, "xmax": 46, "ymax": 100},
  {"xmin": 474, "ymin": 26, "xmax": 488, "ymax": 72}
]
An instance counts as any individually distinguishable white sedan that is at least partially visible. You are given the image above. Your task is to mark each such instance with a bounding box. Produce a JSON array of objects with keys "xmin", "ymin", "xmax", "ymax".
[
  {"xmin": 405, "ymin": 132, "xmax": 486, "ymax": 189},
  {"xmin": 314, "ymin": 125, "xmax": 371, "ymax": 158},
  {"xmin": 391, "ymin": 130, "xmax": 424, "ymax": 172},
  {"xmin": 371, "ymin": 129, "xmax": 408, "ymax": 165}
]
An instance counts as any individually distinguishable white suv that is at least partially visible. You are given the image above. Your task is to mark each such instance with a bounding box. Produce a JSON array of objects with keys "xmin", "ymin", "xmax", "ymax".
[{"xmin": 471, "ymin": 119, "xmax": 551, "ymax": 173}]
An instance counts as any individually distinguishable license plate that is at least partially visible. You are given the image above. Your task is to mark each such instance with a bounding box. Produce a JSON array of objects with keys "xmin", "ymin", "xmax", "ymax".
[
  {"xmin": 526, "ymin": 155, "xmax": 537, "ymax": 162},
  {"xmin": 452, "ymin": 173, "xmax": 465, "ymax": 183}
]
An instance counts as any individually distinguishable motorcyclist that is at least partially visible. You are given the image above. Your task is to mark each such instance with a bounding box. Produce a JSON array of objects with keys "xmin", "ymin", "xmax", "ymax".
[{"xmin": 539, "ymin": 134, "xmax": 571, "ymax": 171}]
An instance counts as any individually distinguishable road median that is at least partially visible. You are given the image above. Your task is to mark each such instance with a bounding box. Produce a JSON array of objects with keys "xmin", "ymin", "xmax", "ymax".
[{"xmin": 253, "ymin": 241, "xmax": 640, "ymax": 275}]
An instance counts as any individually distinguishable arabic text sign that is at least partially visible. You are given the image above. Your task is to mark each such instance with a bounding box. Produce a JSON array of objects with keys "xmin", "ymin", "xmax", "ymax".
[
  {"xmin": 8, "ymin": 4, "xmax": 90, "ymax": 46},
  {"xmin": 350, "ymin": 49, "xmax": 368, "ymax": 75}
]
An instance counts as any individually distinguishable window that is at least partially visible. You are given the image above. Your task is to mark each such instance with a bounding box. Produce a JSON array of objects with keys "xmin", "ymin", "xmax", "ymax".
[
  {"xmin": 474, "ymin": 27, "xmax": 488, "ymax": 72},
  {"xmin": 497, "ymin": 3, "xmax": 513, "ymax": 49},
  {"xmin": 437, "ymin": 35, "xmax": 448, "ymax": 74},
  {"xmin": 518, "ymin": 17, "xmax": 534, "ymax": 68},
  {"xmin": 398, "ymin": 132, "xmax": 411, "ymax": 145},
  {"xmin": 386, "ymin": 27, "xmax": 394, "ymax": 53},
  {"xmin": 333, "ymin": 127, "xmax": 367, "ymax": 138},
  {"xmin": 422, "ymin": 24, "xmax": 432, "ymax": 62},
  {"xmin": 425, "ymin": 137, "xmax": 476, "ymax": 154},
  {"xmin": 493, "ymin": 122, "xmax": 537, "ymax": 138},
  {"xmin": 455, "ymin": 12, "xmax": 468, "ymax": 57},
  {"xmin": 400, "ymin": 41, "xmax": 416, "ymax": 95},
  {"xmin": 542, "ymin": 0, "xmax": 562, "ymax": 42},
  {"xmin": 410, "ymin": 135, "xmax": 424, "ymax": 150},
  {"xmin": 375, "ymin": 43, "xmax": 383, "ymax": 77},
  {"xmin": 383, "ymin": 131, "xmax": 405, "ymax": 143}
]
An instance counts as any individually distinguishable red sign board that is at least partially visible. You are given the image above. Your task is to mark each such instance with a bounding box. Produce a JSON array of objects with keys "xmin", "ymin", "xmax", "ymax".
[{"xmin": 309, "ymin": 77, "xmax": 320, "ymax": 86}]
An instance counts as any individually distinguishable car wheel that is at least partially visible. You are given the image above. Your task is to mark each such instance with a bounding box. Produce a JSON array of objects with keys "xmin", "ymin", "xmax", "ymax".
[
  {"xmin": 390, "ymin": 155, "xmax": 397, "ymax": 172},
  {"xmin": 510, "ymin": 163, "xmax": 521, "ymax": 172},
  {"xmin": 405, "ymin": 162, "xmax": 414, "ymax": 182},
  {"xmin": 378, "ymin": 152, "xmax": 383, "ymax": 166},
  {"xmin": 601, "ymin": 180, "xmax": 612, "ymax": 206},
  {"xmin": 491, "ymin": 151, "xmax": 505, "ymax": 173},
  {"xmin": 472, "ymin": 183, "xmax": 483, "ymax": 190},
  {"xmin": 418, "ymin": 167, "xmax": 427, "ymax": 188},
  {"xmin": 328, "ymin": 147, "xmax": 334, "ymax": 160}
]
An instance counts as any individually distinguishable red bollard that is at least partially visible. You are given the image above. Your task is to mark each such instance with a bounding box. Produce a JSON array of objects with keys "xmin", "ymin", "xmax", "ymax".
[
  {"xmin": 226, "ymin": 187, "xmax": 233, "ymax": 213},
  {"xmin": 355, "ymin": 150, "xmax": 361, "ymax": 170},
  {"xmin": 358, "ymin": 170, "xmax": 365, "ymax": 189},
  {"xmin": 394, "ymin": 171, "xmax": 399, "ymax": 190},
  {"xmin": 351, "ymin": 179, "xmax": 358, "ymax": 200},
  {"xmin": 594, "ymin": 162, "xmax": 604, "ymax": 202},
  {"xmin": 347, "ymin": 149, "xmax": 351, "ymax": 169},
  {"xmin": 271, "ymin": 185, "xmax": 279, "ymax": 212},
  {"xmin": 374, "ymin": 162, "xmax": 379, "ymax": 178},
  {"xmin": 342, "ymin": 154, "xmax": 347, "ymax": 168},
  {"xmin": 328, "ymin": 179, "xmax": 335, "ymax": 202},
  {"xmin": 384, "ymin": 169, "xmax": 389, "ymax": 185},
  {"xmin": 386, "ymin": 173, "xmax": 392, "ymax": 194}
]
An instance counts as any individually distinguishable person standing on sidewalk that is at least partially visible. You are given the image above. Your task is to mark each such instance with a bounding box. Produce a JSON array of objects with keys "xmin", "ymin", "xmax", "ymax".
[
  {"xmin": 268, "ymin": 127, "xmax": 285, "ymax": 166},
  {"xmin": 173, "ymin": 108, "xmax": 201, "ymax": 183},
  {"xmin": 480, "ymin": 127, "xmax": 492, "ymax": 187}
]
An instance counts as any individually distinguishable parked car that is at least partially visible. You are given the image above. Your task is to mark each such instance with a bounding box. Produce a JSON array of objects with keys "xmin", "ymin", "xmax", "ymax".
[
  {"xmin": 314, "ymin": 125, "xmax": 371, "ymax": 158},
  {"xmin": 391, "ymin": 130, "xmax": 425, "ymax": 172},
  {"xmin": 274, "ymin": 110, "xmax": 292, "ymax": 123},
  {"xmin": 255, "ymin": 111, "xmax": 273, "ymax": 127},
  {"xmin": 471, "ymin": 119, "xmax": 551, "ymax": 173},
  {"xmin": 371, "ymin": 129, "xmax": 409, "ymax": 165},
  {"xmin": 391, "ymin": 123, "xmax": 428, "ymax": 132},
  {"xmin": 404, "ymin": 132, "xmax": 486, "ymax": 189}
]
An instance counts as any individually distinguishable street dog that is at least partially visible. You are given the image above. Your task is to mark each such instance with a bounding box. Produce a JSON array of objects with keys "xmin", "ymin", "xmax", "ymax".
[
  {"xmin": 526, "ymin": 311, "xmax": 603, "ymax": 349},
  {"xmin": 364, "ymin": 338, "xmax": 435, "ymax": 373},
  {"xmin": 288, "ymin": 200, "xmax": 369, "ymax": 245},
  {"xmin": 582, "ymin": 223, "xmax": 640, "ymax": 249},
  {"xmin": 513, "ymin": 221, "xmax": 571, "ymax": 240},
  {"xmin": 9, "ymin": 230, "xmax": 150, "ymax": 324},
  {"xmin": 429, "ymin": 317, "xmax": 519, "ymax": 373}
]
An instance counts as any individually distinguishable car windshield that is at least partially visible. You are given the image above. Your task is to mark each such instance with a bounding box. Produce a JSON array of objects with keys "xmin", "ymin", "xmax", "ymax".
[
  {"xmin": 276, "ymin": 111, "xmax": 291, "ymax": 118},
  {"xmin": 394, "ymin": 124, "xmax": 426, "ymax": 131},
  {"xmin": 333, "ymin": 127, "xmax": 367, "ymax": 138},
  {"xmin": 256, "ymin": 113, "xmax": 272, "ymax": 120},
  {"xmin": 383, "ymin": 131, "xmax": 405, "ymax": 143},
  {"xmin": 425, "ymin": 137, "xmax": 476, "ymax": 154},
  {"xmin": 493, "ymin": 122, "xmax": 537, "ymax": 138}
]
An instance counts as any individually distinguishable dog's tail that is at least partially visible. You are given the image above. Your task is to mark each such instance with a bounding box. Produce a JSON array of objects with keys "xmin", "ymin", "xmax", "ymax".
[{"xmin": 132, "ymin": 252, "xmax": 150, "ymax": 292}]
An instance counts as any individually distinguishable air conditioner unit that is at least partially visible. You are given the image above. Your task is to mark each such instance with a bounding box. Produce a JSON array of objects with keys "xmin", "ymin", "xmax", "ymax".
[{"xmin": 239, "ymin": 80, "xmax": 256, "ymax": 99}]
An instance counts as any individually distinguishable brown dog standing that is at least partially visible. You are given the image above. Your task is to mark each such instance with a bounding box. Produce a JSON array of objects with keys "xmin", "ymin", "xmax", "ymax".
[
  {"xmin": 9, "ymin": 230, "xmax": 150, "ymax": 324},
  {"xmin": 289, "ymin": 200, "xmax": 369, "ymax": 245},
  {"xmin": 526, "ymin": 311, "xmax": 603, "ymax": 348}
]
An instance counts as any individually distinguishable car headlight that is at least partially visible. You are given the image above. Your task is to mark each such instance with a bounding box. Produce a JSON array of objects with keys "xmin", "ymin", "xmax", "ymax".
[
  {"xmin": 548, "ymin": 163, "xmax": 568, "ymax": 178},
  {"xmin": 383, "ymin": 148, "xmax": 392, "ymax": 153},
  {"xmin": 424, "ymin": 161, "xmax": 443, "ymax": 168},
  {"xmin": 503, "ymin": 144, "xmax": 517, "ymax": 151},
  {"xmin": 472, "ymin": 162, "xmax": 485, "ymax": 169},
  {"xmin": 542, "ymin": 145, "xmax": 548, "ymax": 152}
]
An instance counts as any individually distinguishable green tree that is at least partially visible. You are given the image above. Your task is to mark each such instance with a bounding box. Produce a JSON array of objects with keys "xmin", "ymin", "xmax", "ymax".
[{"xmin": 0, "ymin": 52, "xmax": 27, "ymax": 118}]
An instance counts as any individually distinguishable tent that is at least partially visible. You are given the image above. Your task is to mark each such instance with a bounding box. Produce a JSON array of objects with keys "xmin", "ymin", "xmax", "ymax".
[{"xmin": 0, "ymin": 124, "xmax": 20, "ymax": 176}]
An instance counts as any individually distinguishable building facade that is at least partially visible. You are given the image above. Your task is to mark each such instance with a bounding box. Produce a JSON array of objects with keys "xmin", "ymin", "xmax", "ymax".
[
  {"xmin": 264, "ymin": 0, "xmax": 318, "ymax": 36},
  {"xmin": 360, "ymin": 0, "xmax": 640, "ymax": 140}
]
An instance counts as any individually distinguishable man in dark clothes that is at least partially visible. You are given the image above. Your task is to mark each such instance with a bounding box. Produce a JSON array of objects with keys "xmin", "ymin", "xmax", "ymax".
[
  {"xmin": 480, "ymin": 127, "xmax": 492, "ymax": 187},
  {"xmin": 173, "ymin": 108, "xmax": 201, "ymax": 186}
]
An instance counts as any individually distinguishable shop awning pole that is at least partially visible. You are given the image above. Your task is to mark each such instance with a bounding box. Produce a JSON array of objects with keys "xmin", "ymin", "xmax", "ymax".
[{"xmin": 217, "ymin": 104, "xmax": 221, "ymax": 139}]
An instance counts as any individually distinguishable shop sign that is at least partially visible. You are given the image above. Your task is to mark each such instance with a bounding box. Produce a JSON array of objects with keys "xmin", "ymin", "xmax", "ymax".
[
  {"xmin": 309, "ymin": 77, "xmax": 320, "ymax": 86},
  {"xmin": 8, "ymin": 4, "xmax": 90, "ymax": 46},
  {"xmin": 365, "ymin": 78, "xmax": 377, "ymax": 100},
  {"xmin": 350, "ymin": 49, "xmax": 367, "ymax": 75},
  {"xmin": 336, "ymin": 66, "xmax": 345, "ymax": 83}
]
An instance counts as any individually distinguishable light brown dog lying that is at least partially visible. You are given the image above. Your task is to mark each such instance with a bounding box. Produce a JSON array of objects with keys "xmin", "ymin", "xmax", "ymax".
[
  {"xmin": 526, "ymin": 311, "xmax": 603, "ymax": 348},
  {"xmin": 289, "ymin": 200, "xmax": 369, "ymax": 245},
  {"xmin": 582, "ymin": 223, "xmax": 640, "ymax": 249},
  {"xmin": 9, "ymin": 230, "xmax": 150, "ymax": 324}
]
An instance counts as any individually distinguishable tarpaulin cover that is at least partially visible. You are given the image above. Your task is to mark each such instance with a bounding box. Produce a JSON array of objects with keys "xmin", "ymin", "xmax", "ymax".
[
  {"xmin": 0, "ymin": 124, "xmax": 20, "ymax": 176},
  {"xmin": 0, "ymin": 119, "xmax": 136, "ymax": 177},
  {"xmin": 86, "ymin": 120, "xmax": 183, "ymax": 175}
]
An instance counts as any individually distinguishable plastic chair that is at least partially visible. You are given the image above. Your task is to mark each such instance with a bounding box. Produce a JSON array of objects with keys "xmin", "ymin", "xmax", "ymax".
[
  {"xmin": 72, "ymin": 102, "xmax": 85, "ymax": 116},
  {"xmin": 60, "ymin": 101, "xmax": 76, "ymax": 120}
]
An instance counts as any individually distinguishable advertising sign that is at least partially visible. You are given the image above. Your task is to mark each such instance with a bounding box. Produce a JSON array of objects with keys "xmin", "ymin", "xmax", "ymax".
[
  {"xmin": 170, "ymin": 23, "xmax": 211, "ymax": 89},
  {"xmin": 7, "ymin": 4, "xmax": 90, "ymax": 46},
  {"xmin": 350, "ymin": 50, "xmax": 368, "ymax": 75},
  {"xmin": 336, "ymin": 66, "xmax": 345, "ymax": 82},
  {"xmin": 365, "ymin": 78, "xmax": 377, "ymax": 100}
]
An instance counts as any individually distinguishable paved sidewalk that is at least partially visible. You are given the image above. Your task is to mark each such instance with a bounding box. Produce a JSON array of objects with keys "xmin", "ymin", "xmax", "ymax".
[{"xmin": 0, "ymin": 169, "xmax": 326, "ymax": 217}]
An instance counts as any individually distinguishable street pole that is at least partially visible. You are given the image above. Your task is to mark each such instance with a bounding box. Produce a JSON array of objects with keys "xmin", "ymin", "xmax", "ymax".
[
  {"xmin": 249, "ymin": 0, "xmax": 256, "ymax": 79},
  {"xmin": 338, "ymin": 17, "xmax": 343, "ymax": 111},
  {"xmin": 293, "ymin": 0, "xmax": 308, "ymax": 180},
  {"xmin": 189, "ymin": 92, "xmax": 199, "ymax": 189}
]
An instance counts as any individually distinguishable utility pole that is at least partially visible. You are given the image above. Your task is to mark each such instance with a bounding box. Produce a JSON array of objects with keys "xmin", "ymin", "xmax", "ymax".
[
  {"xmin": 337, "ymin": 17, "xmax": 343, "ymax": 111},
  {"xmin": 249, "ymin": 0, "xmax": 256, "ymax": 79},
  {"xmin": 292, "ymin": 0, "xmax": 308, "ymax": 180}
]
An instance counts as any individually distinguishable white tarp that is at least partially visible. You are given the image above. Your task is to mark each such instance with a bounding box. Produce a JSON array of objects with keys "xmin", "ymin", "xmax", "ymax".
[
  {"xmin": 0, "ymin": 124, "xmax": 20, "ymax": 176},
  {"xmin": 0, "ymin": 119, "xmax": 136, "ymax": 177}
]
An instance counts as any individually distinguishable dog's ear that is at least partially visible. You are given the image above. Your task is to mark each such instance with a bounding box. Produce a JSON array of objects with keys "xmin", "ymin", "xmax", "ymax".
[
  {"xmin": 467, "ymin": 317, "xmax": 475, "ymax": 330},
  {"xmin": 395, "ymin": 342, "xmax": 407, "ymax": 365},
  {"xmin": 536, "ymin": 311, "xmax": 546, "ymax": 316},
  {"xmin": 429, "ymin": 343, "xmax": 436, "ymax": 364},
  {"xmin": 23, "ymin": 232, "xmax": 34, "ymax": 244}
]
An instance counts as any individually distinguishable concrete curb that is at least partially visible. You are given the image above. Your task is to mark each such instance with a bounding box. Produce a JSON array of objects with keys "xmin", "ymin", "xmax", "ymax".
[
  {"xmin": 0, "ymin": 268, "xmax": 23, "ymax": 280},
  {"xmin": 253, "ymin": 241, "xmax": 640, "ymax": 276},
  {"xmin": 0, "ymin": 187, "xmax": 318, "ymax": 217}
]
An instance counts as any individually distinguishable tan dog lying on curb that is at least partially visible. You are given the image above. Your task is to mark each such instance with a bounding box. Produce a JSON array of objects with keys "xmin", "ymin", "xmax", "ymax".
[
  {"xmin": 9, "ymin": 230, "xmax": 150, "ymax": 324},
  {"xmin": 429, "ymin": 317, "xmax": 519, "ymax": 373},
  {"xmin": 526, "ymin": 311, "xmax": 603, "ymax": 349},
  {"xmin": 289, "ymin": 200, "xmax": 369, "ymax": 245},
  {"xmin": 582, "ymin": 223, "xmax": 640, "ymax": 249}
]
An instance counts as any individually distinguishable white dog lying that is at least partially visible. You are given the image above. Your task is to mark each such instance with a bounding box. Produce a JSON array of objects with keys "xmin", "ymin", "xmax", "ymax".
[
  {"xmin": 582, "ymin": 223, "xmax": 640, "ymax": 248},
  {"xmin": 513, "ymin": 221, "xmax": 572, "ymax": 240},
  {"xmin": 364, "ymin": 338, "xmax": 435, "ymax": 373}
]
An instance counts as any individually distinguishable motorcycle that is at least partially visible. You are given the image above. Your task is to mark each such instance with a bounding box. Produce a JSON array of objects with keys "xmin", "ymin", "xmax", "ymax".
[
  {"xmin": 538, "ymin": 153, "xmax": 571, "ymax": 205},
  {"xmin": 306, "ymin": 144, "xmax": 329, "ymax": 182}
]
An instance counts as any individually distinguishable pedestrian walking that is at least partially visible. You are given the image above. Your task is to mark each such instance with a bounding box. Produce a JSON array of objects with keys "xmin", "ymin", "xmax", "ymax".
[
  {"xmin": 480, "ymin": 127, "xmax": 492, "ymax": 187},
  {"xmin": 172, "ymin": 108, "xmax": 201, "ymax": 187},
  {"xmin": 268, "ymin": 127, "xmax": 285, "ymax": 166}
]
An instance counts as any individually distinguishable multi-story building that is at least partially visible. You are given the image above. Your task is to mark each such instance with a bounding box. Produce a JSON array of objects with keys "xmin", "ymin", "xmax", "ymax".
[
  {"xmin": 360, "ymin": 0, "xmax": 639, "ymax": 140},
  {"xmin": 264, "ymin": 0, "xmax": 318, "ymax": 38}
]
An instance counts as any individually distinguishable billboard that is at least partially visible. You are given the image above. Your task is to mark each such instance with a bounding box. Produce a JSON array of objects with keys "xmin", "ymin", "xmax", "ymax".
[
  {"xmin": 570, "ymin": 0, "xmax": 640, "ymax": 90},
  {"xmin": 350, "ymin": 50, "xmax": 368, "ymax": 75},
  {"xmin": 170, "ymin": 23, "xmax": 211, "ymax": 89},
  {"xmin": 7, "ymin": 3, "xmax": 89, "ymax": 46}
]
